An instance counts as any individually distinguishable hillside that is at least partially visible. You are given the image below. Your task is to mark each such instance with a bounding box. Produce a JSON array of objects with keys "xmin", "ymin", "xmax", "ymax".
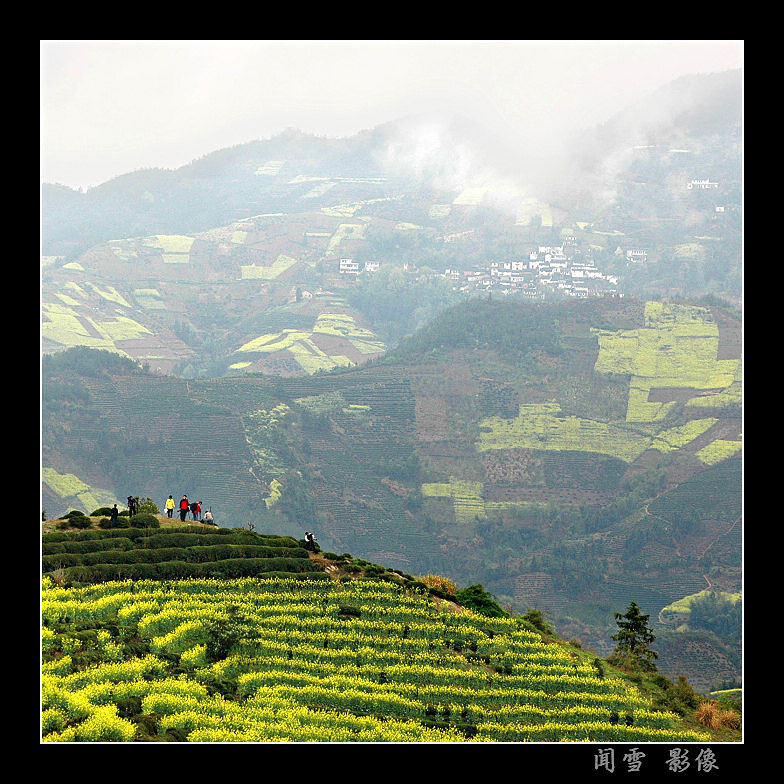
[
  {"xmin": 42, "ymin": 294, "xmax": 742, "ymax": 691},
  {"xmin": 41, "ymin": 517, "xmax": 738, "ymax": 743}
]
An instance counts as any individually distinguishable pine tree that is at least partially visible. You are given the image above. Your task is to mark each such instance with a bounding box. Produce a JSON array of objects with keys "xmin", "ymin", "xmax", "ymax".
[{"xmin": 610, "ymin": 601, "xmax": 658, "ymax": 671}]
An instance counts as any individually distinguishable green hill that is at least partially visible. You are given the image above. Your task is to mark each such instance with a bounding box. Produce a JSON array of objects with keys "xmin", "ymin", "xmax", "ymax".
[{"xmin": 42, "ymin": 520, "xmax": 734, "ymax": 743}]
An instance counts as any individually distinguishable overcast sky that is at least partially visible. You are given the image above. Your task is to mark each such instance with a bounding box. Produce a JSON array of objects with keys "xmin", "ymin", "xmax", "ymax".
[{"xmin": 41, "ymin": 40, "xmax": 743, "ymax": 191}]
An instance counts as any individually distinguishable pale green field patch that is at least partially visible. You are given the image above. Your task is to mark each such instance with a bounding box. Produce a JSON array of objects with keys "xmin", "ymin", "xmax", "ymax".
[
  {"xmin": 453, "ymin": 187, "xmax": 487, "ymax": 206},
  {"xmin": 594, "ymin": 302, "xmax": 740, "ymax": 423},
  {"xmin": 143, "ymin": 235, "xmax": 195, "ymax": 254},
  {"xmin": 43, "ymin": 467, "xmax": 89, "ymax": 497},
  {"xmin": 303, "ymin": 182, "xmax": 337, "ymax": 199},
  {"xmin": 650, "ymin": 419, "xmax": 718, "ymax": 453},
  {"xmin": 93, "ymin": 317, "xmax": 152, "ymax": 342},
  {"xmin": 240, "ymin": 254, "xmax": 297, "ymax": 280},
  {"xmin": 478, "ymin": 403, "xmax": 651, "ymax": 463},
  {"xmin": 429, "ymin": 204, "xmax": 452, "ymax": 218},
  {"xmin": 86, "ymin": 283, "xmax": 131, "ymax": 308},
  {"xmin": 326, "ymin": 224, "xmax": 366, "ymax": 255},
  {"xmin": 254, "ymin": 160, "xmax": 285, "ymax": 176},
  {"xmin": 662, "ymin": 589, "xmax": 741, "ymax": 616},
  {"xmin": 696, "ymin": 439, "xmax": 742, "ymax": 465}
]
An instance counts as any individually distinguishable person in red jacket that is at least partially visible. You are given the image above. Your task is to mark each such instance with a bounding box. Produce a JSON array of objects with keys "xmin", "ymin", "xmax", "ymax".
[
  {"xmin": 195, "ymin": 501, "xmax": 202, "ymax": 521},
  {"xmin": 179, "ymin": 495, "xmax": 189, "ymax": 522}
]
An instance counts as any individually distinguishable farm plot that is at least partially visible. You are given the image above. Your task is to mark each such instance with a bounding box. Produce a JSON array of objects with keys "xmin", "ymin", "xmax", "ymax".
[
  {"xmin": 422, "ymin": 480, "xmax": 487, "ymax": 524},
  {"xmin": 141, "ymin": 235, "xmax": 195, "ymax": 264},
  {"xmin": 421, "ymin": 478, "xmax": 553, "ymax": 523},
  {"xmin": 133, "ymin": 289, "xmax": 165, "ymax": 310},
  {"xmin": 41, "ymin": 576, "xmax": 708, "ymax": 743},
  {"xmin": 42, "ymin": 305, "xmax": 117, "ymax": 351},
  {"xmin": 234, "ymin": 313, "xmax": 385, "ymax": 375},
  {"xmin": 254, "ymin": 160, "xmax": 285, "ymax": 176},
  {"xmin": 593, "ymin": 302, "xmax": 740, "ymax": 424},
  {"xmin": 326, "ymin": 223, "xmax": 367, "ymax": 255},
  {"xmin": 240, "ymin": 254, "xmax": 298, "ymax": 280},
  {"xmin": 515, "ymin": 198, "xmax": 553, "ymax": 227},
  {"xmin": 477, "ymin": 403, "xmax": 652, "ymax": 464},
  {"xmin": 696, "ymin": 439, "xmax": 742, "ymax": 466}
]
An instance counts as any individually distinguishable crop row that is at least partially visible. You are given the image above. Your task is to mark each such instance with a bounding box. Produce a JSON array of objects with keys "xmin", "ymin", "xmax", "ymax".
[{"xmin": 42, "ymin": 577, "xmax": 709, "ymax": 742}]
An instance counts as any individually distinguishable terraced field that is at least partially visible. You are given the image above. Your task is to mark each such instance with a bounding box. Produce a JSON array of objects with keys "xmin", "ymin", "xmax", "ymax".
[
  {"xmin": 233, "ymin": 312, "xmax": 386, "ymax": 375},
  {"xmin": 42, "ymin": 525, "xmax": 317, "ymax": 585},
  {"xmin": 41, "ymin": 571, "xmax": 709, "ymax": 743}
]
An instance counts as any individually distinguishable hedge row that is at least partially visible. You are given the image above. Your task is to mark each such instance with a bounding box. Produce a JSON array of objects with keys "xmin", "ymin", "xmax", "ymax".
[
  {"xmin": 43, "ymin": 528, "xmax": 158, "ymax": 543},
  {"xmin": 139, "ymin": 534, "xmax": 300, "ymax": 550},
  {"xmin": 46, "ymin": 557, "xmax": 322, "ymax": 584},
  {"xmin": 43, "ymin": 528, "xmax": 299, "ymax": 549},
  {"xmin": 42, "ymin": 538, "xmax": 136, "ymax": 555},
  {"xmin": 42, "ymin": 544, "xmax": 309, "ymax": 570}
]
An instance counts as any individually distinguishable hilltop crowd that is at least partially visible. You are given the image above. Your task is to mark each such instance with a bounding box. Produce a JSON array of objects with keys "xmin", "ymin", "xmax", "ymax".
[{"xmin": 163, "ymin": 494, "xmax": 214, "ymax": 525}]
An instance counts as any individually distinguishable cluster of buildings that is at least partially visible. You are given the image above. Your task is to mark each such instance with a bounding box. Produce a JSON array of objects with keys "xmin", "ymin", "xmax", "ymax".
[
  {"xmin": 330, "ymin": 238, "xmax": 647, "ymax": 300},
  {"xmin": 687, "ymin": 178, "xmax": 719, "ymax": 190},
  {"xmin": 441, "ymin": 244, "xmax": 621, "ymax": 300},
  {"xmin": 338, "ymin": 258, "xmax": 381, "ymax": 275}
]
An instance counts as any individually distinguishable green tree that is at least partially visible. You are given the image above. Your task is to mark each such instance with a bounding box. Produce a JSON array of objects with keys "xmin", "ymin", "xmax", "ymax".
[
  {"xmin": 609, "ymin": 601, "xmax": 658, "ymax": 671},
  {"xmin": 137, "ymin": 496, "xmax": 160, "ymax": 515},
  {"xmin": 454, "ymin": 584, "xmax": 508, "ymax": 618}
]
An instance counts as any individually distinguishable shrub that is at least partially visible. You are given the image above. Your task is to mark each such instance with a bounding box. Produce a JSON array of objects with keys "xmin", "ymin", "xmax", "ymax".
[
  {"xmin": 455, "ymin": 585, "xmax": 508, "ymax": 618},
  {"xmin": 670, "ymin": 675, "xmax": 701, "ymax": 712},
  {"xmin": 129, "ymin": 513, "xmax": 160, "ymax": 529},
  {"xmin": 90, "ymin": 507, "xmax": 114, "ymax": 517},
  {"xmin": 421, "ymin": 574, "xmax": 458, "ymax": 595},
  {"xmin": 96, "ymin": 515, "xmax": 129, "ymax": 529},
  {"xmin": 204, "ymin": 606, "xmax": 254, "ymax": 663},
  {"xmin": 696, "ymin": 700, "xmax": 741, "ymax": 730},
  {"xmin": 71, "ymin": 516, "xmax": 92, "ymax": 529},
  {"xmin": 59, "ymin": 510, "xmax": 88, "ymax": 520},
  {"xmin": 522, "ymin": 608, "xmax": 555, "ymax": 635}
]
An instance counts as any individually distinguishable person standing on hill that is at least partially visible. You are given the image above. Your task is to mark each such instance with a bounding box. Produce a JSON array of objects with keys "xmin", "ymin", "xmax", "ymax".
[
  {"xmin": 165, "ymin": 495, "xmax": 175, "ymax": 518},
  {"xmin": 110, "ymin": 504, "xmax": 119, "ymax": 525},
  {"xmin": 189, "ymin": 500, "xmax": 198, "ymax": 520},
  {"xmin": 127, "ymin": 496, "xmax": 137, "ymax": 517},
  {"xmin": 179, "ymin": 495, "xmax": 189, "ymax": 522},
  {"xmin": 195, "ymin": 500, "xmax": 202, "ymax": 521}
]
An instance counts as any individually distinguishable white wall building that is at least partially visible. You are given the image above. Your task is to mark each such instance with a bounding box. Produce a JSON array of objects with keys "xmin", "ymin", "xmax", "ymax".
[{"xmin": 339, "ymin": 258, "xmax": 360, "ymax": 275}]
